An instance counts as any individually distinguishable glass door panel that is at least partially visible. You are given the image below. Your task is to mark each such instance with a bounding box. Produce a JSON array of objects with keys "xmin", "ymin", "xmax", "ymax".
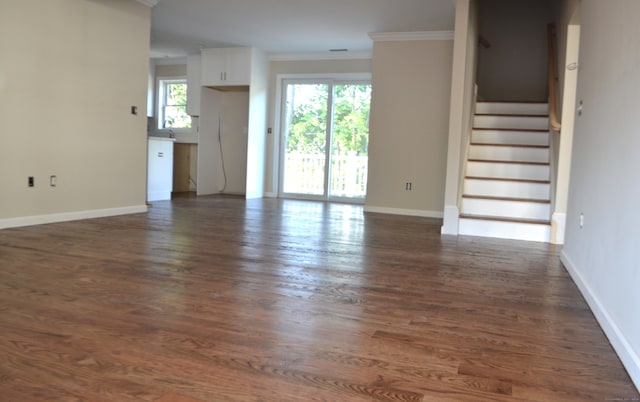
[
  {"xmin": 282, "ymin": 83, "xmax": 329, "ymax": 196},
  {"xmin": 329, "ymin": 83, "xmax": 372, "ymax": 199}
]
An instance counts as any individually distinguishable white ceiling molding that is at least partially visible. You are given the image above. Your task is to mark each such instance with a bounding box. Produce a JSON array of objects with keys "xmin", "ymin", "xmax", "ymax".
[
  {"xmin": 269, "ymin": 50, "xmax": 372, "ymax": 62},
  {"xmin": 368, "ymin": 31, "xmax": 454, "ymax": 42},
  {"xmin": 136, "ymin": 0, "xmax": 159, "ymax": 7}
]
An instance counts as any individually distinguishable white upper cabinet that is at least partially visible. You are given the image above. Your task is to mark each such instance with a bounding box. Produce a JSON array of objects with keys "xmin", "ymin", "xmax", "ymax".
[
  {"xmin": 186, "ymin": 54, "xmax": 201, "ymax": 116},
  {"xmin": 201, "ymin": 47, "xmax": 251, "ymax": 87}
]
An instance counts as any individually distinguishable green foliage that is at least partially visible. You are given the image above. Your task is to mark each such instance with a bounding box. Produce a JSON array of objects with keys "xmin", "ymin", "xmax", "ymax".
[
  {"xmin": 162, "ymin": 81, "xmax": 191, "ymax": 129},
  {"xmin": 287, "ymin": 84, "xmax": 329, "ymax": 155},
  {"xmin": 286, "ymin": 83, "xmax": 371, "ymax": 156},
  {"xmin": 332, "ymin": 84, "xmax": 371, "ymax": 156}
]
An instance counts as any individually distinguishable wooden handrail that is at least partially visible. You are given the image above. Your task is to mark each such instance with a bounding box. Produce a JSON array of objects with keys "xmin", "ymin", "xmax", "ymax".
[
  {"xmin": 478, "ymin": 35, "xmax": 491, "ymax": 49},
  {"xmin": 547, "ymin": 23, "xmax": 561, "ymax": 132}
]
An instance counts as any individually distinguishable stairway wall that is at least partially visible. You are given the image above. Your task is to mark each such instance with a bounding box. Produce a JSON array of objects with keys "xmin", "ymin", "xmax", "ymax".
[
  {"xmin": 562, "ymin": 0, "xmax": 640, "ymax": 389},
  {"xmin": 476, "ymin": 0, "xmax": 554, "ymax": 101}
]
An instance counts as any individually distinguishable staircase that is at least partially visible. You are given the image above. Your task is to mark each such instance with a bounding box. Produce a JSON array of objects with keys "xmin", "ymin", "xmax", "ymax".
[{"xmin": 458, "ymin": 101, "xmax": 552, "ymax": 242}]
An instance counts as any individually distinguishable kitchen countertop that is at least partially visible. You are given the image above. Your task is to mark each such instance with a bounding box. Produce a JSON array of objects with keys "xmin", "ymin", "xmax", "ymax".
[{"xmin": 148, "ymin": 135, "xmax": 176, "ymax": 142}]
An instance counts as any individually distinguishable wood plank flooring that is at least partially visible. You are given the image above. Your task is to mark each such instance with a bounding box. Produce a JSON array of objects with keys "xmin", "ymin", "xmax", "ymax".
[{"xmin": 0, "ymin": 195, "xmax": 637, "ymax": 401}]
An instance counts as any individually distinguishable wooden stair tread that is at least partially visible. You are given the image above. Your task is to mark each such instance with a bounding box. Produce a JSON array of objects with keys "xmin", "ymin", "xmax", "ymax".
[
  {"xmin": 476, "ymin": 100, "xmax": 548, "ymax": 104},
  {"xmin": 467, "ymin": 159, "xmax": 550, "ymax": 166},
  {"xmin": 475, "ymin": 113, "xmax": 549, "ymax": 117},
  {"xmin": 470, "ymin": 143, "xmax": 549, "ymax": 149},
  {"xmin": 465, "ymin": 176, "xmax": 550, "ymax": 184},
  {"xmin": 462, "ymin": 194, "xmax": 550, "ymax": 204},
  {"xmin": 472, "ymin": 127, "xmax": 549, "ymax": 133},
  {"xmin": 459, "ymin": 214, "xmax": 551, "ymax": 225}
]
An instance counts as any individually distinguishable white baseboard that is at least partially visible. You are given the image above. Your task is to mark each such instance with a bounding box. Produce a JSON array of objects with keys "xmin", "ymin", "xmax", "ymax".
[
  {"xmin": 0, "ymin": 205, "xmax": 148, "ymax": 230},
  {"xmin": 561, "ymin": 251, "xmax": 640, "ymax": 391},
  {"xmin": 363, "ymin": 205, "xmax": 443, "ymax": 219},
  {"xmin": 264, "ymin": 192, "xmax": 278, "ymax": 198}
]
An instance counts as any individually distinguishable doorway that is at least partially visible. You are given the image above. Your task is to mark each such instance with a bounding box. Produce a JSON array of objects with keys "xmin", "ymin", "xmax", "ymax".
[{"xmin": 279, "ymin": 79, "xmax": 371, "ymax": 202}]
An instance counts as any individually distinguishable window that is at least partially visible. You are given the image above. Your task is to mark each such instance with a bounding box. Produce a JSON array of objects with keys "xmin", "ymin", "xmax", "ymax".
[{"xmin": 158, "ymin": 78, "xmax": 191, "ymax": 130}]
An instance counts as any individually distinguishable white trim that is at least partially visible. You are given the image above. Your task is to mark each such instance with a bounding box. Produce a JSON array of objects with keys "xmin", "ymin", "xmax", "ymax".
[
  {"xmin": 363, "ymin": 206, "xmax": 443, "ymax": 219},
  {"xmin": 441, "ymin": 205, "xmax": 460, "ymax": 234},
  {"xmin": 269, "ymin": 51, "xmax": 372, "ymax": 61},
  {"xmin": 561, "ymin": 251, "xmax": 640, "ymax": 391},
  {"xmin": 264, "ymin": 192, "xmax": 278, "ymax": 198},
  {"xmin": 276, "ymin": 73, "xmax": 372, "ymax": 81},
  {"xmin": 0, "ymin": 205, "xmax": 148, "ymax": 230},
  {"xmin": 368, "ymin": 31, "xmax": 455, "ymax": 42},
  {"xmin": 136, "ymin": 0, "xmax": 158, "ymax": 7}
]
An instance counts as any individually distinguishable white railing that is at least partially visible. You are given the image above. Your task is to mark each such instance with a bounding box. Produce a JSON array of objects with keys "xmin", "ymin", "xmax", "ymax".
[{"xmin": 284, "ymin": 153, "xmax": 368, "ymax": 198}]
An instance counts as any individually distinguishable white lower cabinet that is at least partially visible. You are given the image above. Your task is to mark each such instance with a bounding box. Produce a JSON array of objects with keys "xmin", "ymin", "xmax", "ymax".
[{"xmin": 147, "ymin": 137, "xmax": 175, "ymax": 201}]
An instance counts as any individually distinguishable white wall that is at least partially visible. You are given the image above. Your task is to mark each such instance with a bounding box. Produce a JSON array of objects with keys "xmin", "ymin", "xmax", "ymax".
[
  {"xmin": 366, "ymin": 39, "xmax": 453, "ymax": 217},
  {"xmin": 562, "ymin": 0, "xmax": 640, "ymax": 389},
  {"xmin": 476, "ymin": 0, "xmax": 553, "ymax": 101},
  {"xmin": 0, "ymin": 0, "xmax": 150, "ymax": 228}
]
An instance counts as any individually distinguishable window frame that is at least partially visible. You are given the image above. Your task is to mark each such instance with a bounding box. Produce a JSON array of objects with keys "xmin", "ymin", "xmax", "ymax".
[
  {"xmin": 277, "ymin": 75, "xmax": 372, "ymax": 204},
  {"xmin": 156, "ymin": 77, "xmax": 192, "ymax": 132}
]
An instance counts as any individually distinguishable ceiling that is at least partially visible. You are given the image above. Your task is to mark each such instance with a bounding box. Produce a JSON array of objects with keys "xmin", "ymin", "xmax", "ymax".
[{"xmin": 150, "ymin": 0, "xmax": 457, "ymax": 59}]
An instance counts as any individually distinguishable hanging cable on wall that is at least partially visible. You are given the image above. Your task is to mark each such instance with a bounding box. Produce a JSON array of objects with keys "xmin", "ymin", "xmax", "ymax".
[{"xmin": 218, "ymin": 114, "xmax": 228, "ymax": 193}]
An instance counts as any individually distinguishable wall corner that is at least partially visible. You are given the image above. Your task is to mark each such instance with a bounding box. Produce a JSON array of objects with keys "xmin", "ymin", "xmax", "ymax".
[
  {"xmin": 551, "ymin": 212, "xmax": 566, "ymax": 244},
  {"xmin": 441, "ymin": 205, "xmax": 460, "ymax": 235}
]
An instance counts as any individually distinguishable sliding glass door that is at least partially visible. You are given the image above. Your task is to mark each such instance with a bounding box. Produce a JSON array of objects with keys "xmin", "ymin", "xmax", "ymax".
[{"xmin": 280, "ymin": 79, "xmax": 371, "ymax": 201}]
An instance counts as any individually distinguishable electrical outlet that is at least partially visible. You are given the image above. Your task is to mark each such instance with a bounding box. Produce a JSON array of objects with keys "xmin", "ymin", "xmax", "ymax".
[
  {"xmin": 28, "ymin": 176, "xmax": 34, "ymax": 187},
  {"xmin": 405, "ymin": 182, "xmax": 412, "ymax": 191}
]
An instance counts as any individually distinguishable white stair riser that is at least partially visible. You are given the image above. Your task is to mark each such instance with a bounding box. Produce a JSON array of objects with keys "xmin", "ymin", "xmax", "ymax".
[
  {"xmin": 459, "ymin": 218, "xmax": 551, "ymax": 242},
  {"xmin": 468, "ymin": 145, "xmax": 549, "ymax": 163},
  {"xmin": 474, "ymin": 115, "xmax": 549, "ymax": 130},
  {"xmin": 461, "ymin": 198, "xmax": 550, "ymax": 220},
  {"xmin": 466, "ymin": 161, "xmax": 549, "ymax": 181},
  {"xmin": 464, "ymin": 179, "xmax": 550, "ymax": 200},
  {"xmin": 475, "ymin": 102, "xmax": 548, "ymax": 115},
  {"xmin": 472, "ymin": 130, "xmax": 549, "ymax": 146}
]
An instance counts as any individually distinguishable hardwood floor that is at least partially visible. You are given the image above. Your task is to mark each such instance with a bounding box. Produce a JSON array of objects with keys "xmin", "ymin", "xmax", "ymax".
[{"xmin": 0, "ymin": 196, "xmax": 637, "ymax": 401}]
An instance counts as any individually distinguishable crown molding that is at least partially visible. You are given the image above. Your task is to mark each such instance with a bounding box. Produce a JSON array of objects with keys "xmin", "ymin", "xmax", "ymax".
[
  {"xmin": 136, "ymin": 0, "xmax": 159, "ymax": 7},
  {"xmin": 368, "ymin": 31, "xmax": 454, "ymax": 42},
  {"xmin": 269, "ymin": 50, "xmax": 372, "ymax": 62}
]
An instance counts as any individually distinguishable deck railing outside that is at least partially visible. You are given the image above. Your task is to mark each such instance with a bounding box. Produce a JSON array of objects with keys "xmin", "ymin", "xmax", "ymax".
[{"xmin": 284, "ymin": 153, "xmax": 368, "ymax": 198}]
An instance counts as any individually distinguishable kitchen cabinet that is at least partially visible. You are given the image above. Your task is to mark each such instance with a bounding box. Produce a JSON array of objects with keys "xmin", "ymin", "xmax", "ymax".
[
  {"xmin": 201, "ymin": 47, "xmax": 251, "ymax": 87},
  {"xmin": 147, "ymin": 137, "xmax": 175, "ymax": 201},
  {"xmin": 197, "ymin": 47, "xmax": 268, "ymax": 199},
  {"xmin": 186, "ymin": 54, "xmax": 201, "ymax": 116}
]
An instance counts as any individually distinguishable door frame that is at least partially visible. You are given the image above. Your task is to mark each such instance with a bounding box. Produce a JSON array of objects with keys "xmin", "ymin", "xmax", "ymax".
[{"xmin": 274, "ymin": 73, "xmax": 372, "ymax": 203}]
